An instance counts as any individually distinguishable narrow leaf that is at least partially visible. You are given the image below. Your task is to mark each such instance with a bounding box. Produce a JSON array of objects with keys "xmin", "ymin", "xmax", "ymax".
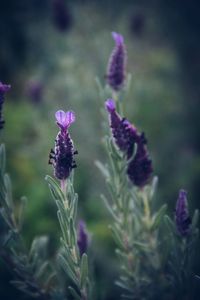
[{"xmin": 80, "ymin": 253, "xmax": 88, "ymax": 288}]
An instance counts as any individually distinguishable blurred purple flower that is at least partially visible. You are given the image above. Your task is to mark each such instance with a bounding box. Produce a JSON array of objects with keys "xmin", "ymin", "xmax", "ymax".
[
  {"xmin": 77, "ymin": 220, "xmax": 89, "ymax": 257},
  {"xmin": 106, "ymin": 32, "xmax": 127, "ymax": 91},
  {"xmin": 0, "ymin": 82, "xmax": 11, "ymax": 130},
  {"xmin": 26, "ymin": 80, "xmax": 44, "ymax": 104},
  {"xmin": 105, "ymin": 99, "xmax": 138, "ymax": 159},
  {"xmin": 127, "ymin": 133, "xmax": 153, "ymax": 187},
  {"xmin": 175, "ymin": 190, "xmax": 191, "ymax": 237},
  {"xmin": 52, "ymin": 0, "xmax": 72, "ymax": 32},
  {"xmin": 130, "ymin": 12, "xmax": 146, "ymax": 37},
  {"xmin": 49, "ymin": 110, "xmax": 77, "ymax": 180}
]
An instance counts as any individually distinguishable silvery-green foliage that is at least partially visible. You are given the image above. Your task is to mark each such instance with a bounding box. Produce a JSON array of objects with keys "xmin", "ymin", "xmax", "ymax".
[
  {"xmin": 163, "ymin": 210, "xmax": 199, "ymax": 298},
  {"xmin": 46, "ymin": 175, "xmax": 91, "ymax": 300},
  {"xmin": 0, "ymin": 144, "xmax": 58, "ymax": 300},
  {"xmin": 97, "ymin": 133, "xmax": 167, "ymax": 299}
]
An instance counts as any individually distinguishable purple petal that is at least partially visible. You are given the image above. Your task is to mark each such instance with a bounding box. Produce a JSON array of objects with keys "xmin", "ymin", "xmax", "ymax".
[
  {"xmin": 55, "ymin": 110, "xmax": 75, "ymax": 129},
  {"xmin": 112, "ymin": 32, "xmax": 124, "ymax": 45},
  {"xmin": 66, "ymin": 111, "xmax": 75, "ymax": 126},
  {"xmin": 0, "ymin": 82, "xmax": 11, "ymax": 93},
  {"xmin": 55, "ymin": 110, "xmax": 68, "ymax": 127},
  {"xmin": 105, "ymin": 99, "xmax": 116, "ymax": 112}
]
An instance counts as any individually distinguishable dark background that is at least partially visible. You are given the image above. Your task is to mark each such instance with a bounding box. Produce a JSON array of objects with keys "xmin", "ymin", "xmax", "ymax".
[{"xmin": 0, "ymin": 0, "xmax": 200, "ymax": 299}]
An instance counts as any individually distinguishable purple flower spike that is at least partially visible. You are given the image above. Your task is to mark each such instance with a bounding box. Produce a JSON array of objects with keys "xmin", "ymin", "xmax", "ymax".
[
  {"xmin": 0, "ymin": 82, "xmax": 11, "ymax": 130},
  {"xmin": 127, "ymin": 133, "xmax": 153, "ymax": 187},
  {"xmin": 105, "ymin": 98, "xmax": 116, "ymax": 112},
  {"xmin": 175, "ymin": 190, "xmax": 191, "ymax": 237},
  {"xmin": 77, "ymin": 220, "xmax": 89, "ymax": 257},
  {"xmin": 55, "ymin": 110, "xmax": 75, "ymax": 131},
  {"xmin": 105, "ymin": 99, "xmax": 138, "ymax": 159},
  {"xmin": 112, "ymin": 32, "xmax": 124, "ymax": 45},
  {"xmin": 106, "ymin": 32, "xmax": 127, "ymax": 91},
  {"xmin": 49, "ymin": 110, "xmax": 77, "ymax": 180}
]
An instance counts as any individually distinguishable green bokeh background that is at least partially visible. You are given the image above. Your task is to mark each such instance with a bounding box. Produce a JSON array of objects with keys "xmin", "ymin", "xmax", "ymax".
[{"xmin": 1, "ymin": 0, "xmax": 200, "ymax": 299}]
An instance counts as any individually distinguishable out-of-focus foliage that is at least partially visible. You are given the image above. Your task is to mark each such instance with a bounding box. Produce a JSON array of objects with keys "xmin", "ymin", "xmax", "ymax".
[{"xmin": 1, "ymin": 0, "xmax": 200, "ymax": 299}]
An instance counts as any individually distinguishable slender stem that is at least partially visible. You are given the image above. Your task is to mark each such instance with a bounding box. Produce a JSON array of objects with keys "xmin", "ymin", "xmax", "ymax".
[{"xmin": 60, "ymin": 179, "xmax": 66, "ymax": 193}]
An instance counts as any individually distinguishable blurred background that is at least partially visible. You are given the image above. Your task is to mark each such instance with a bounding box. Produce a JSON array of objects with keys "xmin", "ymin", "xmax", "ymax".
[{"xmin": 0, "ymin": 0, "xmax": 200, "ymax": 299}]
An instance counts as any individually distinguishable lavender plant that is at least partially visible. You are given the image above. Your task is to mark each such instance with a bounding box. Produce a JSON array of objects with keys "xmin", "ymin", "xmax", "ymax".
[
  {"xmin": 0, "ymin": 85, "xmax": 58, "ymax": 300},
  {"xmin": 46, "ymin": 110, "xmax": 91, "ymax": 300},
  {"xmin": 0, "ymin": 87, "xmax": 91, "ymax": 299},
  {"xmin": 97, "ymin": 32, "xmax": 199, "ymax": 299}
]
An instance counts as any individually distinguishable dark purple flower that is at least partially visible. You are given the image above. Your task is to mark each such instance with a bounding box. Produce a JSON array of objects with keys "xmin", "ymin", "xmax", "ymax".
[
  {"xmin": 106, "ymin": 32, "xmax": 127, "ymax": 91},
  {"xmin": 105, "ymin": 99, "xmax": 138, "ymax": 159},
  {"xmin": 49, "ymin": 110, "xmax": 77, "ymax": 180},
  {"xmin": 175, "ymin": 190, "xmax": 191, "ymax": 237},
  {"xmin": 130, "ymin": 12, "xmax": 146, "ymax": 37},
  {"xmin": 0, "ymin": 82, "xmax": 11, "ymax": 130},
  {"xmin": 127, "ymin": 132, "xmax": 153, "ymax": 187},
  {"xmin": 52, "ymin": 0, "xmax": 72, "ymax": 32},
  {"xmin": 77, "ymin": 220, "xmax": 89, "ymax": 256},
  {"xmin": 26, "ymin": 80, "xmax": 44, "ymax": 104}
]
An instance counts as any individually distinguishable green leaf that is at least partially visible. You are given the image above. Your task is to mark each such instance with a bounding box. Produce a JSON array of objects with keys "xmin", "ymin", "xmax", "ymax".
[
  {"xmin": 115, "ymin": 280, "xmax": 132, "ymax": 292},
  {"xmin": 151, "ymin": 204, "xmax": 167, "ymax": 231},
  {"xmin": 192, "ymin": 209, "xmax": 199, "ymax": 230},
  {"xmin": 69, "ymin": 217, "xmax": 76, "ymax": 247},
  {"xmin": 4, "ymin": 174, "xmax": 13, "ymax": 210},
  {"xmin": 45, "ymin": 175, "xmax": 65, "ymax": 202},
  {"xmin": 80, "ymin": 253, "xmax": 88, "ymax": 288},
  {"xmin": 164, "ymin": 215, "xmax": 176, "ymax": 234},
  {"xmin": 18, "ymin": 196, "xmax": 27, "ymax": 231},
  {"xmin": 71, "ymin": 193, "xmax": 78, "ymax": 220},
  {"xmin": 57, "ymin": 254, "xmax": 78, "ymax": 286},
  {"xmin": 101, "ymin": 194, "xmax": 118, "ymax": 221},
  {"xmin": 109, "ymin": 225, "xmax": 124, "ymax": 249},
  {"xmin": 57, "ymin": 211, "xmax": 69, "ymax": 244},
  {"xmin": 0, "ymin": 144, "xmax": 6, "ymax": 175},
  {"xmin": 95, "ymin": 160, "xmax": 110, "ymax": 178},
  {"xmin": 149, "ymin": 176, "xmax": 158, "ymax": 199},
  {"xmin": 29, "ymin": 236, "xmax": 48, "ymax": 261},
  {"xmin": 68, "ymin": 286, "xmax": 81, "ymax": 300}
]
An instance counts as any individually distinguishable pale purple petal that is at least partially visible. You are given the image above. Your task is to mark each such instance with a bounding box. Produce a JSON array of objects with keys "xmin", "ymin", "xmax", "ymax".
[
  {"xmin": 112, "ymin": 32, "xmax": 124, "ymax": 45},
  {"xmin": 105, "ymin": 99, "xmax": 116, "ymax": 112},
  {"xmin": 55, "ymin": 110, "xmax": 68, "ymax": 128},
  {"xmin": 0, "ymin": 82, "xmax": 11, "ymax": 93},
  {"xmin": 65, "ymin": 111, "xmax": 75, "ymax": 127},
  {"xmin": 55, "ymin": 110, "xmax": 75, "ymax": 129}
]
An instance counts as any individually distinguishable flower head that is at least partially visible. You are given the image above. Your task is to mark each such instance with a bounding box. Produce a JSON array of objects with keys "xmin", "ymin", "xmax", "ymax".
[
  {"xmin": 127, "ymin": 132, "xmax": 153, "ymax": 187},
  {"xmin": 49, "ymin": 110, "xmax": 77, "ymax": 180},
  {"xmin": 175, "ymin": 190, "xmax": 191, "ymax": 237},
  {"xmin": 106, "ymin": 32, "xmax": 127, "ymax": 91},
  {"xmin": 0, "ymin": 82, "xmax": 11, "ymax": 130},
  {"xmin": 105, "ymin": 99, "xmax": 138, "ymax": 159},
  {"xmin": 77, "ymin": 220, "xmax": 89, "ymax": 256}
]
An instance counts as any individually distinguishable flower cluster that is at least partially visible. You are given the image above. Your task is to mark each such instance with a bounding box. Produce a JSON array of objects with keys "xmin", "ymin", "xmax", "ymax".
[
  {"xmin": 0, "ymin": 82, "xmax": 11, "ymax": 130},
  {"xmin": 49, "ymin": 110, "xmax": 77, "ymax": 181},
  {"xmin": 105, "ymin": 98, "xmax": 153, "ymax": 187},
  {"xmin": 175, "ymin": 189, "xmax": 191, "ymax": 237},
  {"xmin": 106, "ymin": 32, "xmax": 127, "ymax": 92}
]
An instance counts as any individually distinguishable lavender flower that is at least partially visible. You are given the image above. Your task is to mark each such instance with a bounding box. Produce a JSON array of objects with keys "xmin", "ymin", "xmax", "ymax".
[
  {"xmin": 26, "ymin": 80, "xmax": 43, "ymax": 104},
  {"xmin": 0, "ymin": 82, "xmax": 11, "ymax": 130},
  {"xmin": 77, "ymin": 220, "xmax": 89, "ymax": 256},
  {"xmin": 52, "ymin": 0, "xmax": 72, "ymax": 32},
  {"xmin": 105, "ymin": 99, "xmax": 138, "ymax": 158},
  {"xmin": 49, "ymin": 110, "xmax": 77, "ymax": 180},
  {"xmin": 127, "ymin": 132, "xmax": 153, "ymax": 187},
  {"xmin": 175, "ymin": 190, "xmax": 191, "ymax": 237},
  {"xmin": 106, "ymin": 32, "xmax": 127, "ymax": 91}
]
